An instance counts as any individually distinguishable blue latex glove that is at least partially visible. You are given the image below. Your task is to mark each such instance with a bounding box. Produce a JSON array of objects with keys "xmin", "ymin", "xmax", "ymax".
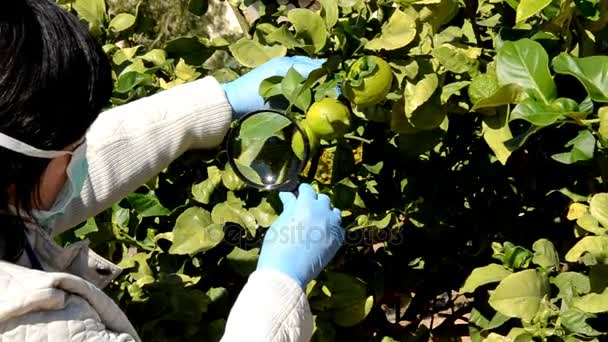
[
  {"xmin": 221, "ymin": 56, "xmax": 325, "ymax": 117},
  {"xmin": 257, "ymin": 183, "xmax": 344, "ymax": 288}
]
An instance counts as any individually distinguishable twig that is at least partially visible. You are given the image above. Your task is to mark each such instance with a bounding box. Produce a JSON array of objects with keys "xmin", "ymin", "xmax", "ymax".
[{"xmin": 229, "ymin": 3, "xmax": 252, "ymax": 39}]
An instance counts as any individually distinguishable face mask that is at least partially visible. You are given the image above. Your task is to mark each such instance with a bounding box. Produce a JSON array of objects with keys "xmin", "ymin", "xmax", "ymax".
[{"xmin": 0, "ymin": 132, "xmax": 88, "ymax": 227}]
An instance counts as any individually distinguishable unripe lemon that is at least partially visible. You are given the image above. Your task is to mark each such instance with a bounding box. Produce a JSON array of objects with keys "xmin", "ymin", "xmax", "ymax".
[
  {"xmin": 305, "ymin": 98, "xmax": 351, "ymax": 140},
  {"xmin": 343, "ymin": 56, "xmax": 393, "ymax": 107}
]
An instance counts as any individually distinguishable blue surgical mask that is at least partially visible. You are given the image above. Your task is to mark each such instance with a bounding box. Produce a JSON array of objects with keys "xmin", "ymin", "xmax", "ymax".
[
  {"xmin": 32, "ymin": 144, "xmax": 88, "ymax": 227},
  {"xmin": 0, "ymin": 132, "xmax": 88, "ymax": 228}
]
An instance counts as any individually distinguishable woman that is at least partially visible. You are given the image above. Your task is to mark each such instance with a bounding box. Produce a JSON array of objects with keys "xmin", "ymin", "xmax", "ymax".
[{"xmin": 0, "ymin": 1, "xmax": 344, "ymax": 341}]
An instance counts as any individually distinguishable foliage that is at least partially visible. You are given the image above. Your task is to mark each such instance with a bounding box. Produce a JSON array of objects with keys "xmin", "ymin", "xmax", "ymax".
[{"xmin": 57, "ymin": 0, "xmax": 608, "ymax": 340}]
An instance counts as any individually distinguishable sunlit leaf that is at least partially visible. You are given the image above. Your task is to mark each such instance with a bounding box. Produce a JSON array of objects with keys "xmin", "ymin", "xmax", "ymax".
[
  {"xmin": 287, "ymin": 9, "xmax": 328, "ymax": 54},
  {"xmin": 482, "ymin": 111, "xmax": 513, "ymax": 165},
  {"xmin": 566, "ymin": 236, "xmax": 608, "ymax": 264},
  {"xmin": 532, "ymin": 239, "xmax": 559, "ymax": 270},
  {"xmin": 516, "ymin": 0, "xmax": 552, "ymax": 24},
  {"xmin": 460, "ymin": 264, "xmax": 512, "ymax": 293},
  {"xmin": 551, "ymin": 130, "xmax": 595, "ymax": 164},
  {"xmin": 365, "ymin": 9, "xmax": 417, "ymax": 51},
  {"xmin": 497, "ymin": 39, "xmax": 557, "ymax": 103},
  {"xmin": 170, "ymin": 207, "xmax": 224, "ymax": 255},
  {"xmin": 488, "ymin": 269, "xmax": 549, "ymax": 321},
  {"xmin": 192, "ymin": 166, "xmax": 222, "ymax": 204},
  {"xmin": 126, "ymin": 191, "xmax": 171, "ymax": 217},
  {"xmin": 229, "ymin": 38, "xmax": 287, "ymax": 68},
  {"xmin": 589, "ymin": 193, "xmax": 608, "ymax": 228},
  {"xmin": 404, "ymin": 73, "xmax": 438, "ymax": 116},
  {"xmin": 109, "ymin": 13, "xmax": 136, "ymax": 32},
  {"xmin": 552, "ymin": 53, "xmax": 608, "ymax": 102}
]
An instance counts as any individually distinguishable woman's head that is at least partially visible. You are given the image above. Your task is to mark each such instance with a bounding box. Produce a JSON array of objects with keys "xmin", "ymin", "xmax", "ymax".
[{"xmin": 0, "ymin": 0, "xmax": 112, "ymax": 260}]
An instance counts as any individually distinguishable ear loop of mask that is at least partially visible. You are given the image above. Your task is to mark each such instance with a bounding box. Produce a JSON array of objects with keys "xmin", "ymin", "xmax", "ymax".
[{"xmin": 0, "ymin": 132, "xmax": 73, "ymax": 159}]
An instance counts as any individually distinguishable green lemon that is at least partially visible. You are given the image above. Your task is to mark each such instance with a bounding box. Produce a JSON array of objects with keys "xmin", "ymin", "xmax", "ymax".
[
  {"xmin": 343, "ymin": 56, "xmax": 394, "ymax": 107},
  {"xmin": 468, "ymin": 73, "xmax": 500, "ymax": 105},
  {"xmin": 305, "ymin": 98, "xmax": 351, "ymax": 140},
  {"xmin": 291, "ymin": 120, "xmax": 319, "ymax": 160}
]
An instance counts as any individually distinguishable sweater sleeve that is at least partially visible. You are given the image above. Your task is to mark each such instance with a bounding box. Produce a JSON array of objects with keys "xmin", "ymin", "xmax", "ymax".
[
  {"xmin": 51, "ymin": 77, "xmax": 233, "ymax": 235},
  {"xmin": 221, "ymin": 270, "xmax": 314, "ymax": 342}
]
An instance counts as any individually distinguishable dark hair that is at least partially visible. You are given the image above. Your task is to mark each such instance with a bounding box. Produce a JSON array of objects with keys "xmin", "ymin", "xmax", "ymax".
[{"xmin": 0, "ymin": 0, "xmax": 112, "ymax": 261}]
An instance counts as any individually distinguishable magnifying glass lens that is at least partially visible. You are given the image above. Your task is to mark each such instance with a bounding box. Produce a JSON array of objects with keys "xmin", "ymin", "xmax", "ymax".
[{"xmin": 227, "ymin": 111, "xmax": 309, "ymax": 190}]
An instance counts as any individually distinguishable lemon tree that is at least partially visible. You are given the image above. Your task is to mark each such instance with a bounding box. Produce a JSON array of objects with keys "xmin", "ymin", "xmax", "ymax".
[{"xmin": 56, "ymin": 0, "xmax": 608, "ymax": 340}]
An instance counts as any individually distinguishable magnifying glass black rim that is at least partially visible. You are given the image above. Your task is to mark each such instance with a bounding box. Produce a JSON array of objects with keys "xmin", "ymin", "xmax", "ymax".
[{"xmin": 226, "ymin": 109, "xmax": 310, "ymax": 191}]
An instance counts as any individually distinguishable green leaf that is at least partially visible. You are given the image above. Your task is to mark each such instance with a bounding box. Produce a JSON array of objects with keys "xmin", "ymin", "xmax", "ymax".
[
  {"xmin": 266, "ymin": 26, "xmax": 305, "ymax": 50},
  {"xmin": 175, "ymin": 59, "xmax": 200, "ymax": 81},
  {"xmin": 75, "ymin": 218, "xmax": 98, "ymax": 239},
  {"xmin": 532, "ymin": 239, "xmax": 559, "ymax": 270},
  {"xmin": 441, "ymin": 81, "xmax": 470, "ymax": 104},
  {"xmin": 461, "ymin": 264, "xmax": 512, "ymax": 293},
  {"xmin": 188, "ymin": 0, "xmax": 208, "ymax": 16},
  {"xmin": 406, "ymin": 94, "xmax": 447, "ymax": 130},
  {"xmin": 73, "ymin": 0, "xmax": 106, "ymax": 29},
  {"xmin": 516, "ymin": 0, "xmax": 553, "ymax": 24},
  {"xmin": 489, "ymin": 269, "xmax": 549, "ymax": 321},
  {"xmin": 259, "ymin": 76, "xmax": 284, "ymax": 99},
  {"xmin": 119, "ymin": 59, "xmax": 146, "ymax": 77},
  {"xmin": 221, "ymin": 164, "xmax": 246, "ymax": 191},
  {"xmin": 239, "ymin": 111, "xmax": 292, "ymax": 142},
  {"xmin": 577, "ymin": 213, "xmax": 606, "ymax": 235},
  {"xmin": 497, "ymin": 39, "xmax": 557, "ymax": 103},
  {"xmin": 109, "ymin": 13, "xmax": 136, "ymax": 32},
  {"xmin": 140, "ymin": 49, "xmax": 167, "ymax": 66},
  {"xmin": 486, "ymin": 312, "xmax": 511, "ymax": 331},
  {"xmin": 561, "ymin": 309, "xmax": 604, "ymax": 337},
  {"xmin": 404, "ymin": 73, "xmax": 438, "ymax": 116},
  {"xmin": 287, "ymin": 9, "xmax": 328, "ymax": 54},
  {"xmin": 249, "ymin": 198, "xmax": 278, "ymax": 227},
  {"xmin": 333, "ymin": 296, "xmax": 374, "ymax": 327},
  {"xmin": 115, "ymin": 72, "xmax": 154, "ymax": 93},
  {"xmin": 212, "ymin": 192, "xmax": 258, "ymax": 237},
  {"xmin": 170, "ymin": 207, "xmax": 224, "ymax": 255},
  {"xmin": 126, "ymin": 192, "xmax": 171, "ymax": 217},
  {"xmin": 319, "ymin": 0, "xmax": 339, "ymax": 29},
  {"xmin": 589, "ymin": 193, "xmax": 608, "ymax": 228},
  {"xmin": 493, "ymin": 241, "xmax": 534, "ymax": 269},
  {"xmin": 229, "ymin": 38, "xmax": 287, "ymax": 68},
  {"xmin": 573, "ymin": 287, "xmax": 608, "ymax": 313},
  {"xmin": 551, "ymin": 130, "xmax": 595, "ymax": 164},
  {"xmin": 566, "ymin": 236, "xmax": 608, "ymax": 264},
  {"xmin": 473, "ymin": 84, "xmax": 523, "ymax": 110},
  {"xmin": 281, "ymin": 67, "xmax": 313, "ymax": 111},
  {"xmin": 112, "ymin": 46, "xmax": 141, "ymax": 65},
  {"xmin": 432, "ymin": 44, "xmax": 481, "ymax": 74},
  {"xmin": 164, "ymin": 36, "xmax": 214, "ymax": 66},
  {"xmin": 192, "ymin": 166, "xmax": 222, "ymax": 204},
  {"xmin": 112, "ymin": 204, "xmax": 130, "ymax": 227},
  {"xmin": 323, "ymin": 272, "xmax": 367, "ymax": 308},
  {"xmin": 552, "ymin": 272, "xmax": 590, "ymax": 300},
  {"xmin": 552, "ymin": 53, "xmax": 608, "ymax": 102},
  {"xmin": 365, "ymin": 9, "xmax": 417, "ymax": 51},
  {"xmin": 226, "ymin": 247, "xmax": 259, "ymax": 277},
  {"xmin": 482, "ymin": 111, "xmax": 514, "ymax": 165}
]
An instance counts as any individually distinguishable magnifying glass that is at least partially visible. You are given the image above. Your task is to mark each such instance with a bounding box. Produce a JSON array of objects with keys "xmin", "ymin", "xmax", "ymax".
[{"xmin": 226, "ymin": 110, "xmax": 311, "ymax": 192}]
